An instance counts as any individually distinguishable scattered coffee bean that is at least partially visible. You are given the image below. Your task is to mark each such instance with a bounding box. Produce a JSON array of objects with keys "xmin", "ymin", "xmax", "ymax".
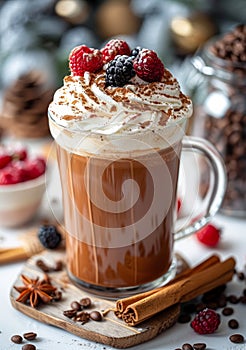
[
  {"xmin": 229, "ymin": 333, "xmax": 244, "ymax": 343},
  {"xmin": 182, "ymin": 344, "xmax": 193, "ymax": 350},
  {"xmin": 195, "ymin": 302, "xmax": 206, "ymax": 312},
  {"xmin": 36, "ymin": 259, "xmax": 50, "ymax": 272},
  {"xmin": 237, "ymin": 271, "xmax": 245, "ymax": 280},
  {"xmin": 11, "ymin": 334, "xmax": 23, "ymax": 344},
  {"xmin": 206, "ymin": 301, "xmax": 218, "ymax": 310},
  {"xmin": 193, "ymin": 343, "xmax": 206, "ymax": 350},
  {"xmin": 71, "ymin": 301, "xmax": 81, "ymax": 311},
  {"xmin": 222, "ymin": 307, "xmax": 234, "ymax": 316},
  {"xmin": 63, "ymin": 309, "xmax": 77, "ymax": 318},
  {"xmin": 228, "ymin": 319, "xmax": 239, "ymax": 329},
  {"xmin": 22, "ymin": 345, "xmax": 36, "ymax": 350},
  {"xmin": 74, "ymin": 311, "xmax": 90, "ymax": 324},
  {"xmin": 80, "ymin": 297, "xmax": 92, "ymax": 308},
  {"xmin": 178, "ymin": 313, "xmax": 191, "ymax": 324},
  {"xmin": 240, "ymin": 295, "xmax": 246, "ymax": 304},
  {"xmin": 23, "ymin": 332, "xmax": 37, "ymax": 341},
  {"xmin": 52, "ymin": 290, "xmax": 62, "ymax": 301},
  {"xmin": 227, "ymin": 295, "xmax": 239, "ymax": 304},
  {"xmin": 54, "ymin": 260, "xmax": 63, "ymax": 271},
  {"xmin": 90, "ymin": 311, "xmax": 102, "ymax": 321},
  {"xmin": 217, "ymin": 294, "xmax": 227, "ymax": 308}
]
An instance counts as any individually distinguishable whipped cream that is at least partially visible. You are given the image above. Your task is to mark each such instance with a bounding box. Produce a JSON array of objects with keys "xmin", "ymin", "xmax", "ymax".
[
  {"xmin": 48, "ymin": 68, "xmax": 192, "ymax": 135},
  {"xmin": 48, "ymin": 67, "xmax": 192, "ymax": 155}
]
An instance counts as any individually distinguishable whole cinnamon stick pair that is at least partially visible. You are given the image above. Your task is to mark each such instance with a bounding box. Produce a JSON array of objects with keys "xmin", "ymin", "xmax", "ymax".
[{"xmin": 115, "ymin": 255, "xmax": 235, "ymax": 326}]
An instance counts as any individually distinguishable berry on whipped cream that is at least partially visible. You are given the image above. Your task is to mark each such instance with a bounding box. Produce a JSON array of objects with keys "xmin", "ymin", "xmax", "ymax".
[{"xmin": 49, "ymin": 39, "xmax": 192, "ymax": 144}]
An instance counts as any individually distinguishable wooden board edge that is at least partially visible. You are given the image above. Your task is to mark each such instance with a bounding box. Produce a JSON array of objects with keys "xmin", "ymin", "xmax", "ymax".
[{"xmin": 10, "ymin": 293, "xmax": 180, "ymax": 349}]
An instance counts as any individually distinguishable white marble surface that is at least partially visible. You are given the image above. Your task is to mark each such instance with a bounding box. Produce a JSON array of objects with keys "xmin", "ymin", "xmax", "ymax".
[{"xmin": 0, "ymin": 139, "xmax": 246, "ymax": 350}]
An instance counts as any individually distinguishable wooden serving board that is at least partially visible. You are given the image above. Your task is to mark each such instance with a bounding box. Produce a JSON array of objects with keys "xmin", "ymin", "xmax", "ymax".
[{"xmin": 10, "ymin": 251, "xmax": 188, "ymax": 349}]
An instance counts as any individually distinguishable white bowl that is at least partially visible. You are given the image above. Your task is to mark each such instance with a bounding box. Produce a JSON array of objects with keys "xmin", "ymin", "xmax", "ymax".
[{"xmin": 0, "ymin": 172, "xmax": 47, "ymax": 227}]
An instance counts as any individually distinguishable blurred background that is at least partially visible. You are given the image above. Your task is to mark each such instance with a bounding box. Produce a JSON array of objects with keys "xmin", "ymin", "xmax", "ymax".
[
  {"xmin": 0, "ymin": 1, "xmax": 245, "ymax": 78},
  {"xmin": 0, "ymin": 0, "xmax": 245, "ymax": 140}
]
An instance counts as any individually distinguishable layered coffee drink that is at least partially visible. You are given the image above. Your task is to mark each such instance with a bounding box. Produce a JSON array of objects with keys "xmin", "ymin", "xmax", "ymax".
[
  {"xmin": 56, "ymin": 142, "xmax": 181, "ymax": 289},
  {"xmin": 48, "ymin": 40, "xmax": 192, "ymax": 295}
]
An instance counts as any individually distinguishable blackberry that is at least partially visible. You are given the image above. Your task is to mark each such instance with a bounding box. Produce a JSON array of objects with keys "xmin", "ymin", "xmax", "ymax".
[
  {"xmin": 38, "ymin": 225, "xmax": 62, "ymax": 249},
  {"xmin": 105, "ymin": 55, "xmax": 135, "ymax": 87},
  {"xmin": 130, "ymin": 46, "xmax": 142, "ymax": 58}
]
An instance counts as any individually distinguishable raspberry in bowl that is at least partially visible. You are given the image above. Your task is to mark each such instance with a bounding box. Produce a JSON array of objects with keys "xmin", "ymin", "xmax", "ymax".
[{"xmin": 0, "ymin": 144, "xmax": 47, "ymax": 227}]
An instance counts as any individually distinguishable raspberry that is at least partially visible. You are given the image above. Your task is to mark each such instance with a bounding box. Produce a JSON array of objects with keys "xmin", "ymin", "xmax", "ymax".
[
  {"xmin": 191, "ymin": 308, "xmax": 220, "ymax": 334},
  {"xmin": 105, "ymin": 55, "xmax": 135, "ymax": 87},
  {"xmin": 133, "ymin": 48, "xmax": 164, "ymax": 82},
  {"xmin": 69, "ymin": 45, "xmax": 103, "ymax": 76},
  {"xmin": 12, "ymin": 146, "xmax": 28, "ymax": 161},
  {"xmin": 0, "ymin": 153, "xmax": 12, "ymax": 169},
  {"xmin": 196, "ymin": 223, "xmax": 221, "ymax": 247},
  {"xmin": 101, "ymin": 39, "xmax": 131, "ymax": 64},
  {"xmin": 25, "ymin": 157, "xmax": 46, "ymax": 180},
  {"xmin": 11, "ymin": 161, "xmax": 29, "ymax": 182},
  {"xmin": 38, "ymin": 225, "xmax": 62, "ymax": 249},
  {"xmin": 0, "ymin": 165, "xmax": 24, "ymax": 185}
]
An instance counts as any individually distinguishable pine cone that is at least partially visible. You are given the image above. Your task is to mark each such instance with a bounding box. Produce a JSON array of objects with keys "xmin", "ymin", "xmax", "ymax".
[{"xmin": 0, "ymin": 70, "xmax": 54, "ymax": 138}]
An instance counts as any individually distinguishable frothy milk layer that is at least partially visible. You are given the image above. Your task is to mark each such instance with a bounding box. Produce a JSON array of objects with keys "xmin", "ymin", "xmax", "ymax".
[{"xmin": 49, "ymin": 68, "xmax": 192, "ymax": 154}]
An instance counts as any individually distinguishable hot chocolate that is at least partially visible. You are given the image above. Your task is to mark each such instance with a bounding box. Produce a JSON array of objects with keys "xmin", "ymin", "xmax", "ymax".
[
  {"xmin": 48, "ymin": 39, "xmax": 195, "ymax": 295},
  {"xmin": 56, "ymin": 141, "xmax": 181, "ymax": 289}
]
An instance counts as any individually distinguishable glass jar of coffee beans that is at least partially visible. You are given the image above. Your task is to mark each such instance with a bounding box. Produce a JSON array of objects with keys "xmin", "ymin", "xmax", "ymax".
[{"xmin": 184, "ymin": 24, "xmax": 246, "ymax": 217}]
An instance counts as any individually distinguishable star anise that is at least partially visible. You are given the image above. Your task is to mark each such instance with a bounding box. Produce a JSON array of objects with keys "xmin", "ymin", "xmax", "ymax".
[{"xmin": 14, "ymin": 274, "xmax": 57, "ymax": 308}]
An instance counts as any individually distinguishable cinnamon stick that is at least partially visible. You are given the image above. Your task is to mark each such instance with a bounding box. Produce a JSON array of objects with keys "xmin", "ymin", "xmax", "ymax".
[
  {"xmin": 117, "ymin": 256, "xmax": 235, "ymax": 326},
  {"xmin": 0, "ymin": 247, "xmax": 29, "ymax": 264},
  {"xmin": 116, "ymin": 254, "xmax": 220, "ymax": 316}
]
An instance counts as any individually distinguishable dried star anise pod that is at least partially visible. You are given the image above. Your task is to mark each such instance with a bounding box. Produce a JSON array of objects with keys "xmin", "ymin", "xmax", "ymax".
[{"xmin": 14, "ymin": 274, "xmax": 57, "ymax": 308}]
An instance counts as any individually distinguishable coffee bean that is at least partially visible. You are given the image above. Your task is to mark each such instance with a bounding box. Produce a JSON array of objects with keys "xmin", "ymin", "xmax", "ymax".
[
  {"xmin": 227, "ymin": 295, "xmax": 239, "ymax": 304},
  {"xmin": 193, "ymin": 343, "xmax": 206, "ymax": 350},
  {"xmin": 74, "ymin": 311, "xmax": 90, "ymax": 324},
  {"xmin": 54, "ymin": 260, "xmax": 63, "ymax": 271},
  {"xmin": 23, "ymin": 332, "xmax": 37, "ymax": 340},
  {"xmin": 217, "ymin": 294, "xmax": 227, "ymax": 308},
  {"xmin": 228, "ymin": 319, "xmax": 239, "ymax": 329},
  {"xmin": 237, "ymin": 271, "xmax": 245, "ymax": 280},
  {"xmin": 36, "ymin": 259, "xmax": 50, "ymax": 272},
  {"xmin": 11, "ymin": 334, "xmax": 23, "ymax": 344},
  {"xmin": 182, "ymin": 344, "xmax": 193, "ymax": 350},
  {"xmin": 22, "ymin": 345, "xmax": 36, "ymax": 350},
  {"xmin": 80, "ymin": 297, "xmax": 92, "ymax": 308},
  {"xmin": 195, "ymin": 302, "xmax": 206, "ymax": 312},
  {"xmin": 222, "ymin": 307, "xmax": 234, "ymax": 316},
  {"xmin": 240, "ymin": 295, "xmax": 246, "ymax": 304},
  {"xmin": 71, "ymin": 301, "xmax": 81, "ymax": 311},
  {"xmin": 52, "ymin": 290, "xmax": 62, "ymax": 301},
  {"xmin": 229, "ymin": 333, "xmax": 244, "ymax": 343},
  {"xmin": 63, "ymin": 309, "xmax": 77, "ymax": 318},
  {"xmin": 178, "ymin": 313, "xmax": 191, "ymax": 324},
  {"xmin": 206, "ymin": 301, "xmax": 218, "ymax": 310},
  {"xmin": 90, "ymin": 310, "xmax": 102, "ymax": 321}
]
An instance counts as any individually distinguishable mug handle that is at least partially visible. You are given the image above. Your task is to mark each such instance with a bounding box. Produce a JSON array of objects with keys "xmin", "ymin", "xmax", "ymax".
[{"xmin": 174, "ymin": 136, "xmax": 227, "ymax": 241}]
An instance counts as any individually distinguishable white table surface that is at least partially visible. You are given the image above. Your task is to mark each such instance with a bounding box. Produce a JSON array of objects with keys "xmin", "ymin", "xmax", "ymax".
[{"xmin": 0, "ymin": 139, "xmax": 246, "ymax": 350}]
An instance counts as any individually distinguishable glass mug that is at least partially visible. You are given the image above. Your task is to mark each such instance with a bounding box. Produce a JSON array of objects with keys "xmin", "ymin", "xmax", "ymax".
[{"xmin": 48, "ymin": 110, "xmax": 226, "ymax": 298}]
